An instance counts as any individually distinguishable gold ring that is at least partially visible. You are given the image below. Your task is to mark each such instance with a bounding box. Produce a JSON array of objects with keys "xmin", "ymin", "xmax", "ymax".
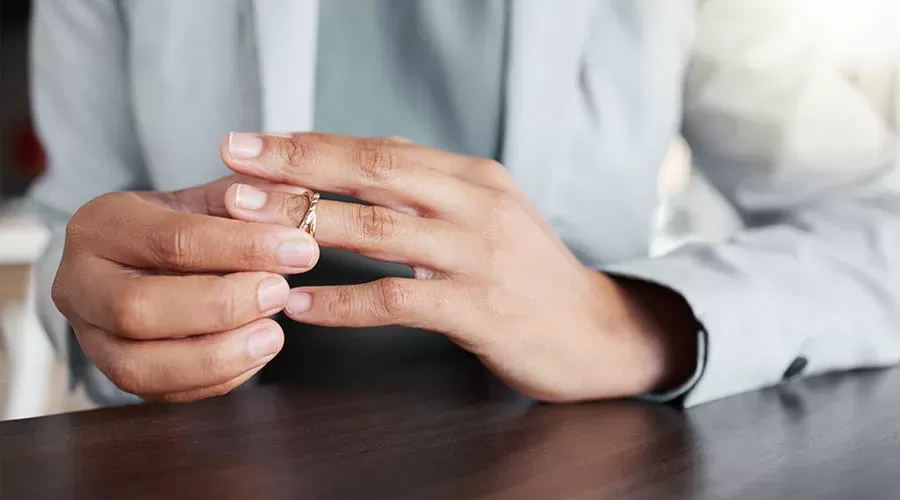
[{"xmin": 298, "ymin": 191, "xmax": 320, "ymax": 237}]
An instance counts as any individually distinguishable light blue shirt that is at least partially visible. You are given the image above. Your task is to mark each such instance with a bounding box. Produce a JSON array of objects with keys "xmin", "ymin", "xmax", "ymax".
[
  {"xmin": 315, "ymin": 0, "xmax": 508, "ymax": 159},
  {"xmin": 268, "ymin": 0, "xmax": 515, "ymax": 386}
]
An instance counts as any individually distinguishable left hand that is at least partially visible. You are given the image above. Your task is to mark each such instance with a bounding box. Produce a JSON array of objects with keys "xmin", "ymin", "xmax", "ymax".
[{"xmin": 221, "ymin": 132, "xmax": 698, "ymax": 402}]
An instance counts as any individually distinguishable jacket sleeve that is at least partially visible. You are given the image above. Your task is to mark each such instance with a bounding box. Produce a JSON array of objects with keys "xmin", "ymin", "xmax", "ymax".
[
  {"xmin": 28, "ymin": 0, "xmax": 148, "ymax": 404},
  {"xmin": 609, "ymin": 0, "xmax": 900, "ymax": 406}
]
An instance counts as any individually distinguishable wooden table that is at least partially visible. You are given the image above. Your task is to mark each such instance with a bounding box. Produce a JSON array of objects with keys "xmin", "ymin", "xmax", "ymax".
[{"xmin": 2, "ymin": 360, "xmax": 898, "ymax": 500}]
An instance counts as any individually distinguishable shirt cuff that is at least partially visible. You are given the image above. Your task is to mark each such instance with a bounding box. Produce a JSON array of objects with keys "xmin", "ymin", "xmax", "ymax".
[{"xmin": 636, "ymin": 326, "xmax": 708, "ymax": 404}]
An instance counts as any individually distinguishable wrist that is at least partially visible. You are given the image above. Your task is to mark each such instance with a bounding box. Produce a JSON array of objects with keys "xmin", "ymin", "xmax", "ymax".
[{"xmin": 601, "ymin": 273, "xmax": 700, "ymax": 395}]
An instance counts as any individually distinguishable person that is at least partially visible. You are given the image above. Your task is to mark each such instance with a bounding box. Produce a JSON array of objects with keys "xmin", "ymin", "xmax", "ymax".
[{"xmin": 28, "ymin": 0, "xmax": 900, "ymax": 407}]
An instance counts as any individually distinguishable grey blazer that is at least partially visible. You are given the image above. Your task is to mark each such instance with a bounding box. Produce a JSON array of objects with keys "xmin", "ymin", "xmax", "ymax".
[{"xmin": 29, "ymin": 0, "xmax": 900, "ymax": 406}]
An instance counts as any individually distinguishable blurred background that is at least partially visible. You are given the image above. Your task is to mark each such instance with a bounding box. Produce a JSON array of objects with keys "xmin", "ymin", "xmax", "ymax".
[{"xmin": 1, "ymin": 0, "xmax": 898, "ymax": 420}]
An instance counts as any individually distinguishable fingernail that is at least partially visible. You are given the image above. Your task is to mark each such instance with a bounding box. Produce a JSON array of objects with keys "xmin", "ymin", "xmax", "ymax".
[
  {"xmin": 278, "ymin": 236, "xmax": 316, "ymax": 268},
  {"xmin": 248, "ymin": 327, "xmax": 281, "ymax": 360},
  {"xmin": 286, "ymin": 291, "xmax": 312, "ymax": 315},
  {"xmin": 229, "ymin": 132, "xmax": 263, "ymax": 159},
  {"xmin": 257, "ymin": 276, "xmax": 289, "ymax": 312},
  {"xmin": 235, "ymin": 184, "xmax": 267, "ymax": 210}
]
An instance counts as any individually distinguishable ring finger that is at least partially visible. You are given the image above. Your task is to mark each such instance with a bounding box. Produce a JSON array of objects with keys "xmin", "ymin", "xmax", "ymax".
[{"xmin": 224, "ymin": 183, "xmax": 476, "ymax": 274}]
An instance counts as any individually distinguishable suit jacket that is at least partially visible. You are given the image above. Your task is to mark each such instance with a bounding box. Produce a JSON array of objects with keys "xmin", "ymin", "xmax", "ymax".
[{"xmin": 29, "ymin": 0, "xmax": 900, "ymax": 406}]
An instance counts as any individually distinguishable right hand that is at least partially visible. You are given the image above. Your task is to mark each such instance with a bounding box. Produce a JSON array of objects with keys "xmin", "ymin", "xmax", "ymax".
[{"xmin": 52, "ymin": 176, "xmax": 319, "ymax": 401}]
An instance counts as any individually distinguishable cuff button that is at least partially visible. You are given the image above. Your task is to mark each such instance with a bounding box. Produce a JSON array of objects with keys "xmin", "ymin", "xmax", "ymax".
[{"xmin": 782, "ymin": 356, "xmax": 809, "ymax": 381}]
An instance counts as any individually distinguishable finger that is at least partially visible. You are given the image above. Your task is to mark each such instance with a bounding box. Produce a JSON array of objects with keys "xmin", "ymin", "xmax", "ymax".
[
  {"xmin": 73, "ymin": 191, "xmax": 319, "ymax": 273},
  {"xmin": 225, "ymin": 184, "xmax": 472, "ymax": 271},
  {"xmin": 148, "ymin": 365, "xmax": 264, "ymax": 403},
  {"xmin": 75, "ymin": 318, "xmax": 284, "ymax": 396},
  {"xmin": 168, "ymin": 174, "xmax": 309, "ymax": 217},
  {"xmin": 279, "ymin": 133, "xmax": 512, "ymax": 190},
  {"xmin": 66, "ymin": 261, "xmax": 290, "ymax": 339},
  {"xmin": 355, "ymin": 138, "xmax": 538, "ymax": 226},
  {"xmin": 224, "ymin": 183, "xmax": 311, "ymax": 226},
  {"xmin": 221, "ymin": 132, "xmax": 477, "ymax": 219},
  {"xmin": 369, "ymin": 140, "xmax": 516, "ymax": 191},
  {"xmin": 282, "ymin": 278, "xmax": 470, "ymax": 334}
]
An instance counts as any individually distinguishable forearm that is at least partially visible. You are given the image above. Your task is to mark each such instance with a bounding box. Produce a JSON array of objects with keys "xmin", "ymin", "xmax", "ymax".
[{"xmin": 607, "ymin": 194, "xmax": 900, "ymax": 406}]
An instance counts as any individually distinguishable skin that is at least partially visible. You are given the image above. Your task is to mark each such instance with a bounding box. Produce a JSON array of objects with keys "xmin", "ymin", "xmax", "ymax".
[{"xmin": 52, "ymin": 133, "xmax": 698, "ymax": 403}]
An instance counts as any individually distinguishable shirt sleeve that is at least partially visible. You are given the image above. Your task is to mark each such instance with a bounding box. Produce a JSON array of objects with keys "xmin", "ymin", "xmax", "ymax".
[
  {"xmin": 29, "ymin": 0, "xmax": 149, "ymax": 405},
  {"xmin": 608, "ymin": 0, "xmax": 900, "ymax": 407}
]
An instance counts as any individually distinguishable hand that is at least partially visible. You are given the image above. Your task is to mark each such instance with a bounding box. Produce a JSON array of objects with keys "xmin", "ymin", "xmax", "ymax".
[
  {"xmin": 52, "ymin": 176, "xmax": 319, "ymax": 401},
  {"xmin": 221, "ymin": 133, "xmax": 699, "ymax": 402}
]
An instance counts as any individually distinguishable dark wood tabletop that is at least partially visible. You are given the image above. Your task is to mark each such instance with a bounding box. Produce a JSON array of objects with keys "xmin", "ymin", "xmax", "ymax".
[{"xmin": 2, "ymin": 360, "xmax": 899, "ymax": 500}]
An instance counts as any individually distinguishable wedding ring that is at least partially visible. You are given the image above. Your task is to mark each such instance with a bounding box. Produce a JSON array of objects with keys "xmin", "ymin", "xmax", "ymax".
[{"xmin": 298, "ymin": 191, "xmax": 320, "ymax": 238}]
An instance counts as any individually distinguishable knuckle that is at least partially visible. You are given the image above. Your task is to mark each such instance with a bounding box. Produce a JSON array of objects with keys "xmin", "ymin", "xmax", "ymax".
[
  {"xmin": 50, "ymin": 272, "xmax": 70, "ymax": 317},
  {"xmin": 280, "ymin": 137, "xmax": 312, "ymax": 170},
  {"xmin": 196, "ymin": 348, "xmax": 229, "ymax": 385},
  {"xmin": 65, "ymin": 196, "xmax": 107, "ymax": 250},
  {"xmin": 211, "ymin": 278, "xmax": 241, "ymax": 329},
  {"xmin": 64, "ymin": 213, "xmax": 86, "ymax": 250},
  {"xmin": 355, "ymin": 145, "xmax": 398, "ymax": 183},
  {"xmin": 111, "ymin": 282, "xmax": 150, "ymax": 337},
  {"xmin": 355, "ymin": 204, "xmax": 395, "ymax": 241},
  {"xmin": 77, "ymin": 191, "xmax": 117, "ymax": 217},
  {"xmin": 63, "ymin": 218, "xmax": 82, "ymax": 251},
  {"xmin": 66, "ymin": 191, "xmax": 138, "ymax": 253},
  {"xmin": 152, "ymin": 219, "xmax": 197, "ymax": 269},
  {"xmin": 478, "ymin": 160, "xmax": 514, "ymax": 188},
  {"xmin": 279, "ymin": 193, "xmax": 312, "ymax": 225},
  {"xmin": 375, "ymin": 278, "xmax": 411, "ymax": 318}
]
